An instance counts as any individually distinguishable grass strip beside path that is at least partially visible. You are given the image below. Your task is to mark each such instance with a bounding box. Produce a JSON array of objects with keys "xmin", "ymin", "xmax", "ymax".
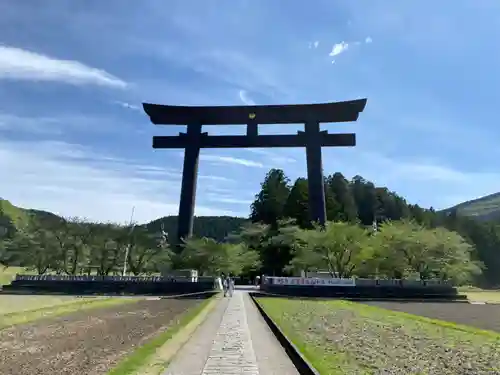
[
  {"xmin": 465, "ymin": 291, "xmax": 500, "ymax": 303},
  {"xmin": 257, "ymin": 298, "xmax": 500, "ymax": 375},
  {"xmin": 108, "ymin": 294, "xmax": 219, "ymax": 375},
  {"xmin": 0, "ymin": 297, "xmax": 142, "ymax": 329}
]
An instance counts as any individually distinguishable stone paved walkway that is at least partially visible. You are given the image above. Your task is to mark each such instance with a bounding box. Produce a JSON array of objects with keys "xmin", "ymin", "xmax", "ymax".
[{"xmin": 163, "ymin": 289, "xmax": 299, "ymax": 375}]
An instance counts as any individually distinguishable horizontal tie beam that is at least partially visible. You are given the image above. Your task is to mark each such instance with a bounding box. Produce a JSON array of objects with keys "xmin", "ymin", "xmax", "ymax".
[{"xmin": 152, "ymin": 133, "xmax": 356, "ymax": 149}]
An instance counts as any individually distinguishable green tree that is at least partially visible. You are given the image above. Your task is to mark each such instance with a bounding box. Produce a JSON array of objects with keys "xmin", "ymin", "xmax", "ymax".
[
  {"xmin": 324, "ymin": 180, "xmax": 342, "ymax": 222},
  {"xmin": 375, "ymin": 220, "xmax": 482, "ymax": 283},
  {"xmin": 429, "ymin": 226, "xmax": 483, "ymax": 284},
  {"xmin": 370, "ymin": 220, "xmax": 419, "ymax": 278},
  {"xmin": 291, "ymin": 222, "xmax": 370, "ymax": 278},
  {"xmin": 125, "ymin": 226, "xmax": 173, "ymax": 275},
  {"xmin": 48, "ymin": 218, "xmax": 96, "ymax": 275},
  {"xmin": 86, "ymin": 223, "xmax": 126, "ymax": 276},
  {"xmin": 230, "ymin": 220, "xmax": 295, "ymax": 276},
  {"xmin": 8, "ymin": 217, "xmax": 59, "ymax": 274},
  {"xmin": 326, "ymin": 172, "xmax": 358, "ymax": 222},
  {"xmin": 350, "ymin": 176, "xmax": 379, "ymax": 225},
  {"xmin": 179, "ymin": 237, "xmax": 259, "ymax": 276},
  {"xmin": 250, "ymin": 169, "xmax": 291, "ymax": 228},
  {"xmin": 283, "ymin": 178, "xmax": 310, "ymax": 228}
]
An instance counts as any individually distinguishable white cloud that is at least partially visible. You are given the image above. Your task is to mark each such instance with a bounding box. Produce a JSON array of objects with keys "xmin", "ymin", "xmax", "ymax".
[
  {"xmin": 133, "ymin": 165, "xmax": 181, "ymax": 179},
  {"xmin": 0, "ymin": 112, "xmax": 128, "ymax": 135},
  {"xmin": 208, "ymin": 196, "xmax": 252, "ymax": 205},
  {"xmin": 329, "ymin": 41, "xmax": 349, "ymax": 57},
  {"xmin": 0, "ymin": 45, "xmax": 127, "ymax": 88},
  {"xmin": 244, "ymin": 149, "xmax": 297, "ymax": 164},
  {"xmin": 238, "ymin": 89, "xmax": 256, "ymax": 105},
  {"xmin": 200, "ymin": 154, "xmax": 264, "ymax": 168},
  {"xmin": 199, "ymin": 175, "xmax": 235, "ymax": 182},
  {"xmin": 365, "ymin": 36, "xmax": 373, "ymax": 44},
  {"xmin": 308, "ymin": 41, "xmax": 320, "ymax": 49},
  {"xmin": 114, "ymin": 101, "xmax": 141, "ymax": 111},
  {"xmin": 0, "ymin": 113, "xmax": 63, "ymax": 134},
  {"xmin": 0, "ymin": 139, "xmax": 238, "ymax": 224}
]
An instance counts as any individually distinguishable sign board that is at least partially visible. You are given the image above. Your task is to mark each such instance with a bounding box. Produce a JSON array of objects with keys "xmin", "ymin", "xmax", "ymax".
[{"xmin": 270, "ymin": 277, "xmax": 356, "ymax": 287}]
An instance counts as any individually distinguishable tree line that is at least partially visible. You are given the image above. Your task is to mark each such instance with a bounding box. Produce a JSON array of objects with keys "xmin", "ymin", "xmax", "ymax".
[
  {"xmin": 243, "ymin": 169, "xmax": 500, "ymax": 287},
  {"xmin": 0, "ymin": 217, "xmax": 172, "ymax": 276},
  {"xmin": 1, "ymin": 168, "xmax": 500, "ymax": 287},
  {"xmin": 179, "ymin": 218, "xmax": 481, "ymax": 285}
]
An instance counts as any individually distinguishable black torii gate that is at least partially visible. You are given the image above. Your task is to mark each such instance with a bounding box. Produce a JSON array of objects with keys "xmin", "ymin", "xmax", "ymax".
[{"xmin": 143, "ymin": 99, "xmax": 367, "ymax": 244}]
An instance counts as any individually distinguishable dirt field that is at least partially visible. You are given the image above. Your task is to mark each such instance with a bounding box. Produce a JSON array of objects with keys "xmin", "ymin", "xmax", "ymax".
[
  {"xmin": 0, "ymin": 297, "xmax": 203, "ymax": 375},
  {"xmin": 364, "ymin": 301, "xmax": 500, "ymax": 332}
]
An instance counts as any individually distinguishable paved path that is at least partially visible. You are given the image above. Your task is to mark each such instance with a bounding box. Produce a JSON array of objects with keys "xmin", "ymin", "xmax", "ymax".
[{"xmin": 163, "ymin": 289, "xmax": 299, "ymax": 375}]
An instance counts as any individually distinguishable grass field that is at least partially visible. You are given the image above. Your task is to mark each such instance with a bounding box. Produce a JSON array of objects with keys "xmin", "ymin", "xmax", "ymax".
[
  {"xmin": 0, "ymin": 266, "xmax": 144, "ymax": 327},
  {"xmin": 465, "ymin": 291, "xmax": 500, "ymax": 303},
  {"xmin": 0, "ymin": 296, "xmax": 142, "ymax": 329},
  {"xmin": 457, "ymin": 286, "xmax": 500, "ymax": 303},
  {"xmin": 0, "ymin": 294, "xmax": 101, "ymax": 315},
  {"xmin": 0, "ymin": 266, "xmax": 33, "ymax": 286},
  {"xmin": 0, "ymin": 267, "xmax": 110, "ymax": 317},
  {"xmin": 257, "ymin": 297, "xmax": 500, "ymax": 375}
]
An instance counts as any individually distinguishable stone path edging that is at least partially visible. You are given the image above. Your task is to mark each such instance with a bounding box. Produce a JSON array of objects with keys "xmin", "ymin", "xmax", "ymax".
[{"xmin": 249, "ymin": 293, "xmax": 319, "ymax": 375}]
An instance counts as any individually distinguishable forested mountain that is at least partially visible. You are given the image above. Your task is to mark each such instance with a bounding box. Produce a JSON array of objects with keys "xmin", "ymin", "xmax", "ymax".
[
  {"xmin": 146, "ymin": 216, "xmax": 247, "ymax": 241},
  {"xmin": 442, "ymin": 192, "xmax": 500, "ymax": 221},
  {"xmin": 0, "ymin": 199, "xmax": 246, "ymax": 242},
  {"xmin": 2, "ymin": 169, "xmax": 500, "ymax": 286}
]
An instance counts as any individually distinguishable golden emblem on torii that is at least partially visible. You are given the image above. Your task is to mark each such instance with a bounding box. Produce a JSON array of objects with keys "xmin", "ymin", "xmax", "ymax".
[{"xmin": 248, "ymin": 113, "xmax": 256, "ymax": 120}]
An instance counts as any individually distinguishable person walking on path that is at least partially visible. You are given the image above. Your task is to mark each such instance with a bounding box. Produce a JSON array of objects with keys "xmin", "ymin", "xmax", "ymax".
[
  {"xmin": 225, "ymin": 274, "xmax": 235, "ymax": 297},
  {"xmin": 221, "ymin": 273, "xmax": 228, "ymax": 296}
]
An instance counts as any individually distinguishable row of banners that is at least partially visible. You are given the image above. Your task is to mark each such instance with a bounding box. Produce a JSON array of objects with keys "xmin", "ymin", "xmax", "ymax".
[{"xmin": 269, "ymin": 277, "xmax": 356, "ymax": 287}]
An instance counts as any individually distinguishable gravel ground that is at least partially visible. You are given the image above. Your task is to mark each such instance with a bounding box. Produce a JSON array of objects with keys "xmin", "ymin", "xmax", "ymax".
[
  {"xmin": 0, "ymin": 297, "xmax": 202, "ymax": 375},
  {"xmin": 363, "ymin": 301, "xmax": 500, "ymax": 333},
  {"xmin": 258, "ymin": 298, "xmax": 500, "ymax": 375}
]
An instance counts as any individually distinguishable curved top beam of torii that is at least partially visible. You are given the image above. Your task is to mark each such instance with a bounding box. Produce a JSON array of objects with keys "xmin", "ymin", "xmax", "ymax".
[{"xmin": 142, "ymin": 98, "xmax": 367, "ymax": 125}]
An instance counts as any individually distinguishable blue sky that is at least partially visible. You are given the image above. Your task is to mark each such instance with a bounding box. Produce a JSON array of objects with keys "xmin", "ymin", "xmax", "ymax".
[{"xmin": 2, "ymin": 0, "xmax": 500, "ymax": 224}]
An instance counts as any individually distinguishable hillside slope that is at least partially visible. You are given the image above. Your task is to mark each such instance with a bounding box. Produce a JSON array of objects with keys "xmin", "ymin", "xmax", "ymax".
[
  {"xmin": 0, "ymin": 199, "xmax": 247, "ymax": 241},
  {"xmin": 0, "ymin": 199, "xmax": 29, "ymax": 226},
  {"xmin": 444, "ymin": 192, "xmax": 500, "ymax": 221},
  {"xmin": 0, "ymin": 199, "xmax": 30, "ymax": 235},
  {"xmin": 146, "ymin": 215, "xmax": 247, "ymax": 241}
]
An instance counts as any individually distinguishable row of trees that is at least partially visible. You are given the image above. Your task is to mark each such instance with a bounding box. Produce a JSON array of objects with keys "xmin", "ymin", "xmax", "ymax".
[
  {"xmin": 1, "ymin": 168, "xmax": 498, "ymax": 287},
  {"xmin": 0, "ymin": 213, "xmax": 482, "ymax": 286},
  {"xmin": 250, "ymin": 169, "xmax": 437, "ymax": 229},
  {"xmin": 0, "ymin": 217, "xmax": 172, "ymax": 276},
  {"xmin": 177, "ymin": 219, "xmax": 481, "ymax": 285},
  {"xmin": 247, "ymin": 169, "xmax": 500, "ymax": 287}
]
